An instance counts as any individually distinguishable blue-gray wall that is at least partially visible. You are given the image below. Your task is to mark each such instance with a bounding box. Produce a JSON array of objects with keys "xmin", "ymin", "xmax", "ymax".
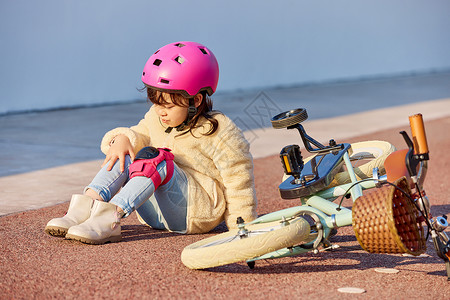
[{"xmin": 1, "ymin": 0, "xmax": 450, "ymax": 114}]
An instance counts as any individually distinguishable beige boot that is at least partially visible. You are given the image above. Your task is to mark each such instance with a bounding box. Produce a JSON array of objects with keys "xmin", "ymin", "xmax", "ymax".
[
  {"xmin": 45, "ymin": 194, "xmax": 94, "ymax": 237},
  {"xmin": 65, "ymin": 200, "xmax": 122, "ymax": 244}
]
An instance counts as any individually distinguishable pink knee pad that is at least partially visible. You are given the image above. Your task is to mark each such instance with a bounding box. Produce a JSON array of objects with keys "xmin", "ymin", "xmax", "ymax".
[{"xmin": 128, "ymin": 147, "xmax": 175, "ymax": 188}]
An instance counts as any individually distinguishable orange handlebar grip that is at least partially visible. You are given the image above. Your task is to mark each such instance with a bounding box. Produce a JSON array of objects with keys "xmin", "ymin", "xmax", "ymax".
[{"xmin": 409, "ymin": 113, "xmax": 429, "ymax": 155}]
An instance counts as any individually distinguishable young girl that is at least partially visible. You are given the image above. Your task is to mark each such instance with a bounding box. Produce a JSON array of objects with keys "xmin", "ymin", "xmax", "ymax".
[{"xmin": 44, "ymin": 41, "xmax": 258, "ymax": 244}]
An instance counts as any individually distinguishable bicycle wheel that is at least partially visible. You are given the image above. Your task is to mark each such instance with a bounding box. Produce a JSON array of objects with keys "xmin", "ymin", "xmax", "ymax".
[
  {"xmin": 181, "ymin": 217, "xmax": 310, "ymax": 269},
  {"xmin": 329, "ymin": 141, "xmax": 395, "ymax": 186}
]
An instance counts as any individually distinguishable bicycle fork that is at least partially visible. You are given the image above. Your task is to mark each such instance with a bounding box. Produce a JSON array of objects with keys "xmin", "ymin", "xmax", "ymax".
[{"xmin": 430, "ymin": 216, "xmax": 450, "ymax": 280}]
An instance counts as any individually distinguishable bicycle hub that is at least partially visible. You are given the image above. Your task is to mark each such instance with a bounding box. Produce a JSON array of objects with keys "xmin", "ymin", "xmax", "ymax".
[{"xmin": 433, "ymin": 215, "xmax": 448, "ymax": 232}]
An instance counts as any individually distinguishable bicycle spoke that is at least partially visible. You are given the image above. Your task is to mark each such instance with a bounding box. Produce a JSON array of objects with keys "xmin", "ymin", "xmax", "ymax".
[
  {"xmin": 202, "ymin": 227, "xmax": 283, "ymax": 247},
  {"xmin": 203, "ymin": 235, "xmax": 240, "ymax": 247}
]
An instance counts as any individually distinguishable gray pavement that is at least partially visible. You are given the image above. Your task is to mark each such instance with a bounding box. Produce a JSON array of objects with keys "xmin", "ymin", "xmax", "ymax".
[{"xmin": 1, "ymin": 72, "xmax": 450, "ymax": 216}]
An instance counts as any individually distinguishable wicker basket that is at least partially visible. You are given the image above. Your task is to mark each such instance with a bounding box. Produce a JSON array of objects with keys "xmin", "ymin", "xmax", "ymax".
[{"xmin": 352, "ymin": 177, "xmax": 426, "ymax": 256}]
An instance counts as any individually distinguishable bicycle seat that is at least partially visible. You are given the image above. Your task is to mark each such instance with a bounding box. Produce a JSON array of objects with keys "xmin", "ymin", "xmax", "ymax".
[{"xmin": 278, "ymin": 143, "xmax": 352, "ymax": 199}]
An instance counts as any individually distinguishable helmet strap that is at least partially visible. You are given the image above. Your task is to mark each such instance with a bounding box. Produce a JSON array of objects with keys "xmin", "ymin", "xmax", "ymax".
[{"xmin": 165, "ymin": 98, "xmax": 197, "ymax": 133}]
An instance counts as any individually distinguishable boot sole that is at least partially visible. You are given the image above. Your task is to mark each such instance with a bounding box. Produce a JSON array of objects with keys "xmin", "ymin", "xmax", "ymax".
[
  {"xmin": 65, "ymin": 233, "xmax": 122, "ymax": 245},
  {"xmin": 44, "ymin": 226, "xmax": 68, "ymax": 237}
]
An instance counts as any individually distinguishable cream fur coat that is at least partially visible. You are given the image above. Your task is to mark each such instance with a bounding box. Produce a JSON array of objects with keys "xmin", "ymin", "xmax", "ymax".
[{"xmin": 100, "ymin": 105, "xmax": 257, "ymax": 233}]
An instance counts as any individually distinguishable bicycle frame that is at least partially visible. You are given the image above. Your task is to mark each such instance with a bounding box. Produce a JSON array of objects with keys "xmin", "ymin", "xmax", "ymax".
[{"xmin": 246, "ymin": 149, "xmax": 378, "ymax": 262}]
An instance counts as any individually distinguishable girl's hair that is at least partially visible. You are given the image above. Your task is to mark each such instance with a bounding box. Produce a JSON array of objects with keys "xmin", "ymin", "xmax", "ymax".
[{"xmin": 146, "ymin": 87, "xmax": 219, "ymax": 136}]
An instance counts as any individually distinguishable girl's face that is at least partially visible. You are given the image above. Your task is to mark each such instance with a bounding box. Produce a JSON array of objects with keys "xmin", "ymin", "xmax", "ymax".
[{"xmin": 153, "ymin": 92, "xmax": 189, "ymax": 128}]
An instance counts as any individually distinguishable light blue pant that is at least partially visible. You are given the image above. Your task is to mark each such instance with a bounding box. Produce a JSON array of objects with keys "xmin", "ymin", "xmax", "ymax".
[{"xmin": 85, "ymin": 155, "xmax": 188, "ymax": 232}]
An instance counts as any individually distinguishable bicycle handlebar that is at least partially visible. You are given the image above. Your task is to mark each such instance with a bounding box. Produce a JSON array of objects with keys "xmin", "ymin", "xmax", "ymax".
[{"xmin": 409, "ymin": 113, "xmax": 429, "ymax": 156}]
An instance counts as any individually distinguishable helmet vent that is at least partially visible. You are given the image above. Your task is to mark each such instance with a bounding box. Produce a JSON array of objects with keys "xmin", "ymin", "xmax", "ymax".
[
  {"xmin": 175, "ymin": 43, "xmax": 186, "ymax": 48},
  {"xmin": 153, "ymin": 59, "xmax": 162, "ymax": 66},
  {"xmin": 160, "ymin": 79, "xmax": 170, "ymax": 84},
  {"xmin": 199, "ymin": 47, "xmax": 208, "ymax": 55},
  {"xmin": 174, "ymin": 56, "xmax": 185, "ymax": 64}
]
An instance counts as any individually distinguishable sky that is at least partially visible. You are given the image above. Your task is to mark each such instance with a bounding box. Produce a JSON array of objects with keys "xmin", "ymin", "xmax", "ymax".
[{"xmin": 1, "ymin": 0, "xmax": 450, "ymax": 114}]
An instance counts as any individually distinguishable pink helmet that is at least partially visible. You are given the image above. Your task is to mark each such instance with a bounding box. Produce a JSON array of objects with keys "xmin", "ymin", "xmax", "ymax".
[{"xmin": 142, "ymin": 41, "xmax": 219, "ymax": 97}]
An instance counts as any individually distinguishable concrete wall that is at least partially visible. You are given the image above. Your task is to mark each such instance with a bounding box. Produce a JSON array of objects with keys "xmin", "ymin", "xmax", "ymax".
[{"xmin": 1, "ymin": 0, "xmax": 450, "ymax": 114}]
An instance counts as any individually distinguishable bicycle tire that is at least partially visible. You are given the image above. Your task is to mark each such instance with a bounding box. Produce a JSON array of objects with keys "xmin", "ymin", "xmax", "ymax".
[
  {"xmin": 329, "ymin": 140, "xmax": 396, "ymax": 186},
  {"xmin": 271, "ymin": 108, "xmax": 308, "ymax": 129},
  {"xmin": 181, "ymin": 218, "xmax": 310, "ymax": 269}
]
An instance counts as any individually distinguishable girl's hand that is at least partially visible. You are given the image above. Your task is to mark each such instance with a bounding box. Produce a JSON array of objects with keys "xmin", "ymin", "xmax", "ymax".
[{"xmin": 102, "ymin": 135, "xmax": 136, "ymax": 172}]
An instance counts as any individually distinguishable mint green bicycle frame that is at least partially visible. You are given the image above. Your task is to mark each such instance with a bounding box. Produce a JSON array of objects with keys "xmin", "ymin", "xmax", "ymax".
[{"xmin": 246, "ymin": 151, "xmax": 379, "ymax": 262}]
